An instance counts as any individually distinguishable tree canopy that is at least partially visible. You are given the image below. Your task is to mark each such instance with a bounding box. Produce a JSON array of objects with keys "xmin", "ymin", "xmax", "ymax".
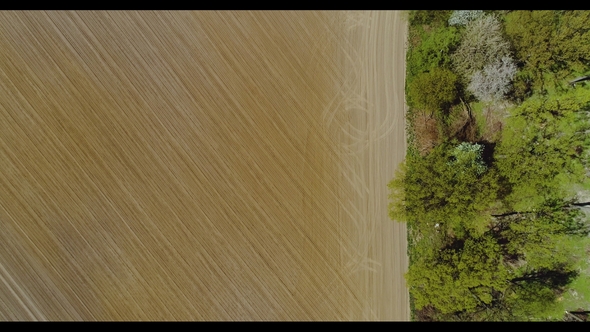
[
  {"xmin": 388, "ymin": 141, "xmax": 498, "ymax": 237},
  {"xmin": 468, "ymin": 56, "xmax": 518, "ymax": 102},
  {"xmin": 407, "ymin": 234, "xmax": 510, "ymax": 315},
  {"xmin": 407, "ymin": 26, "xmax": 461, "ymax": 78},
  {"xmin": 505, "ymin": 10, "xmax": 590, "ymax": 90},
  {"xmin": 407, "ymin": 67, "xmax": 459, "ymax": 116},
  {"xmin": 448, "ymin": 10, "xmax": 485, "ymax": 26},
  {"xmin": 399, "ymin": 11, "xmax": 590, "ymax": 321},
  {"xmin": 452, "ymin": 14, "xmax": 512, "ymax": 83},
  {"xmin": 495, "ymin": 89, "xmax": 590, "ymax": 211}
]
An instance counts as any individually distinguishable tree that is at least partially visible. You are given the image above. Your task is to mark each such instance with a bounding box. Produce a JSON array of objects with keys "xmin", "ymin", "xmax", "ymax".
[
  {"xmin": 407, "ymin": 26, "xmax": 461, "ymax": 78},
  {"xmin": 388, "ymin": 141, "xmax": 498, "ymax": 237},
  {"xmin": 409, "ymin": 10, "xmax": 453, "ymax": 28},
  {"xmin": 398, "ymin": 11, "xmax": 590, "ymax": 321},
  {"xmin": 407, "ymin": 67, "xmax": 459, "ymax": 116},
  {"xmin": 388, "ymin": 160, "xmax": 407, "ymax": 222},
  {"xmin": 452, "ymin": 14, "xmax": 512, "ymax": 83},
  {"xmin": 495, "ymin": 88, "xmax": 590, "ymax": 211},
  {"xmin": 492, "ymin": 198, "xmax": 590, "ymax": 238},
  {"xmin": 554, "ymin": 11, "xmax": 590, "ymax": 73},
  {"xmin": 468, "ymin": 56, "xmax": 518, "ymax": 102},
  {"xmin": 448, "ymin": 10, "xmax": 485, "ymax": 26},
  {"xmin": 490, "ymin": 197, "xmax": 590, "ymax": 272},
  {"xmin": 504, "ymin": 280, "xmax": 563, "ymax": 320},
  {"xmin": 501, "ymin": 211, "xmax": 587, "ymax": 271},
  {"xmin": 407, "ymin": 202, "xmax": 586, "ymax": 320},
  {"xmin": 504, "ymin": 11, "xmax": 554, "ymax": 71},
  {"xmin": 504, "ymin": 10, "xmax": 590, "ymax": 90},
  {"xmin": 406, "ymin": 234, "xmax": 510, "ymax": 315}
]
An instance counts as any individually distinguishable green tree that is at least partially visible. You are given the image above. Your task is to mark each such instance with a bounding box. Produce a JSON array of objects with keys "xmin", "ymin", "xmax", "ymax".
[
  {"xmin": 504, "ymin": 281, "xmax": 563, "ymax": 320},
  {"xmin": 407, "ymin": 26, "xmax": 461, "ymax": 78},
  {"xmin": 501, "ymin": 213, "xmax": 585, "ymax": 271},
  {"xmin": 408, "ymin": 10, "xmax": 453, "ymax": 28},
  {"xmin": 388, "ymin": 141, "xmax": 498, "ymax": 237},
  {"xmin": 387, "ymin": 160, "xmax": 407, "ymax": 222},
  {"xmin": 504, "ymin": 10, "xmax": 590, "ymax": 90},
  {"xmin": 407, "ymin": 206, "xmax": 585, "ymax": 320},
  {"xmin": 407, "ymin": 67, "xmax": 459, "ymax": 116},
  {"xmin": 491, "ymin": 197, "xmax": 590, "ymax": 271},
  {"xmin": 407, "ymin": 234, "xmax": 510, "ymax": 315},
  {"xmin": 495, "ymin": 88, "xmax": 590, "ymax": 211},
  {"xmin": 504, "ymin": 11, "xmax": 555, "ymax": 74}
]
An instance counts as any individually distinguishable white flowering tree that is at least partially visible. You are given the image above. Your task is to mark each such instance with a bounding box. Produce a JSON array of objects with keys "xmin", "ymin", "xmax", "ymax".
[
  {"xmin": 468, "ymin": 56, "xmax": 518, "ymax": 102},
  {"xmin": 448, "ymin": 10, "xmax": 485, "ymax": 26},
  {"xmin": 451, "ymin": 14, "xmax": 512, "ymax": 82}
]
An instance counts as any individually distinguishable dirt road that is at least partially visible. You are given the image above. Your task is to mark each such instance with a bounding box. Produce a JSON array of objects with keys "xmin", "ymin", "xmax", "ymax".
[
  {"xmin": 337, "ymin": 11, "xmax": 409, "ymax": 320},
  {"xmin": 0, "ymin": 11, "xmax": 408, "ymax": 320}
]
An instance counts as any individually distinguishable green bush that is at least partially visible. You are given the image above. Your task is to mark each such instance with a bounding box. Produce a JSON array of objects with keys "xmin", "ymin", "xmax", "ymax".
[
  {"xmin": 407, "ymin": 67, "xmax": 459, "ymax": 116},
  {"xmin": 407, "ymin": 26, "xmax": 461, "ymax": 78},
  {"xmin": 409, "ymin": 10, "xmax": 452, "ymax": 28}
]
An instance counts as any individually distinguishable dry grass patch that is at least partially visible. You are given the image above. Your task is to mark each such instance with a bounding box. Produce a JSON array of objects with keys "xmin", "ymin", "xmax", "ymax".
[
  {"xmin": 411, "ymin": 110, "xmax": 440, "ymax": 155},
  {"xmin": 480, "ymin": 103, "xmax": 510, "ymax": 142}
]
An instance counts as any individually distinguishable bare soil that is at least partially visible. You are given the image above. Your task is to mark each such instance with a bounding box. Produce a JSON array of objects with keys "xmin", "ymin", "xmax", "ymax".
[{"xmin": 0, "ymin": 11, "xmax": 408, "ymax": 320}]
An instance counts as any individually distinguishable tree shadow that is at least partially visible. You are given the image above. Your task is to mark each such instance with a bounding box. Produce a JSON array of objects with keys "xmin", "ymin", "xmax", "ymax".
[
  {"xmin": 458, "ymin": 119, "xmax": 477, "ymax": 142},
  {"xmin": 476, "ymin": 140, "xmax": 496, "ymax": 166},
  {"xmin": 442, "ymin": 238, "xmax": 465, "ymax": 252},
  {"xmin": 513, "ymin": 268, "xmax": 579, "ymax": 289}
]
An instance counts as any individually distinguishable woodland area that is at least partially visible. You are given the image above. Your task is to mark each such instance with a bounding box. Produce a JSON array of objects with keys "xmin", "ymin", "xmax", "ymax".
[{"xmin": 390, "ymin": 10, "xmax": 590, "ymax": 321}]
